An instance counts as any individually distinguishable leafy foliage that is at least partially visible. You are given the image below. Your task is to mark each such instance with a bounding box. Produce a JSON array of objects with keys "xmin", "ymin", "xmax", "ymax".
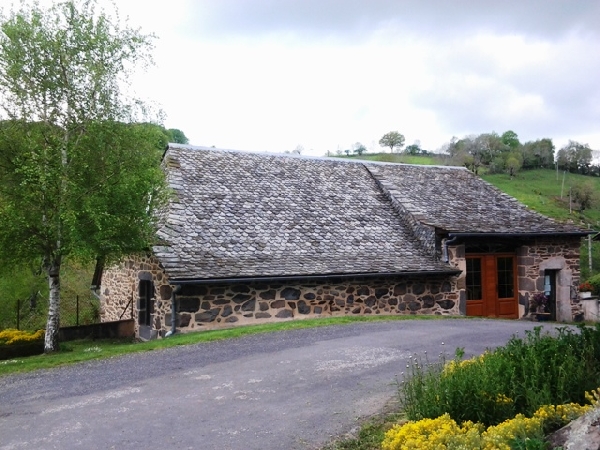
[
  {"xmin": 571, "ymin": 181, "xmax": 597, "ymax": 213},
  {"xmin": 556, "ymin": 140, "xmax": 593, "ymax": 174},
  {"xmin": 382, "ymin": 401, "xmax": 592, "ymax": 449},
  {"xmin": 167, "ymin": 128, "xmax": 189, "ymax": 144},
  {"xmin": 443, "ymin": 131, "xmax": 565, "ymax": 176},
  {"xmin": 585, "ymin": 273, "xmax": 600, "ymax": 296},
  {"xmin": 400, "ymin": 325, "xmax": 600, "ymax": 427},
  {"xmin": 0, "ymin": 0, "xmax": 167, "ymax": 351},
  {"xmin": 379, "ymin": 131, "xmax": 405, "ymax": 153},
  {"xmin": 353, "ymin": 142, "xmax": 366, "ymax": 156}
]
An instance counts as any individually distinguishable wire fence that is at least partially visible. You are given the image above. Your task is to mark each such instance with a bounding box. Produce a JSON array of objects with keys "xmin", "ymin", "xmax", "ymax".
[{"xmin": 3, "ymin": 294, "xmax": 100, "ymax": 331}]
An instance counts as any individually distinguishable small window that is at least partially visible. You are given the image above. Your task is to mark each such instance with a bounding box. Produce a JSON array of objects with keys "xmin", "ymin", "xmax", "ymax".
[
  {"xmin": 139, "ymin": 280, "xmax": 154, "ymax": 327},
  {"xmin": 497, "ymin": 257, "xmax": 514, "ymax": 299},
  {"xmin": 466, "ymin": 258, "xmax": 482, "ymax": 300}
]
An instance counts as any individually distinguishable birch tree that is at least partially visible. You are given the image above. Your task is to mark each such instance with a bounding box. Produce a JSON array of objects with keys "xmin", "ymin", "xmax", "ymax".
[{"xmin": 0, "ymin": 0, "xmax": 167, "ymax": 352}]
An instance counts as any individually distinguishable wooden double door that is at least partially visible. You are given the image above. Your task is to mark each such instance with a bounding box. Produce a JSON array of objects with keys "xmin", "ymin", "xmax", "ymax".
[{"xmin": 466, "ymin": 254, "xmax": 518, "ymax": 318}]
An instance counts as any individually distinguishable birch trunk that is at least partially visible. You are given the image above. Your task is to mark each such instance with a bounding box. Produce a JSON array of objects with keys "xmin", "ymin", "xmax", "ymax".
[{"xmin": 44, "ymin": 258, "xmax": 61, "ymax": 353}]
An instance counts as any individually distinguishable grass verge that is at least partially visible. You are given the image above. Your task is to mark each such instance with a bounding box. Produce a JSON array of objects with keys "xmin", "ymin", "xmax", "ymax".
[
  {"xmin": 322, "ymin": 412, "xmax": 405, "ymax": 450},
  {"xmin": 0, "ymin": 314, "xmax": 447, "ymax": 376}
]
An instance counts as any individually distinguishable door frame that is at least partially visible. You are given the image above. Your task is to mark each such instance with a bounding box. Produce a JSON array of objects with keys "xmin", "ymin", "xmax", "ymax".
[
  {"xmin": 465, "ymin": 253, "xmax": 518, "ymax": 318},
  {"xmin": 138, "ymin": 279, "xmax": 155, "ymax": 340}
]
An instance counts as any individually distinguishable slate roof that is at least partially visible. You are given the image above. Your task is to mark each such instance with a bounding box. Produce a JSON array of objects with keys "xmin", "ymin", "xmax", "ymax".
[
  {"xmin": 154, "ymin": 145, "xmax": 584, "ymax": 281},
  {"xmin": 367, "ymin": 164, "xmax": 583, "ymax": 234}
]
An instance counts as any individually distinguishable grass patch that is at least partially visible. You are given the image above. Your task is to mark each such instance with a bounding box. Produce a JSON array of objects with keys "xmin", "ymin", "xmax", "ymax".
[
  {"xmin": 0, "ymin": 314, "xmax": 447, "ymax": 376},
  {"xmin": 323, "ymin": 412, "xmax": 405, "ymax": 450}
]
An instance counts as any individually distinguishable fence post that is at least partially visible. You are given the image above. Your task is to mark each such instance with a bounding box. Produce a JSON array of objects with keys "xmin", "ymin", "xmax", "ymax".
[
  {"xmin": 16, "ymin": 298, "xmax": 20, "ymax": 330},
  {"xmin": 76, "ymin": 295, "xmax": 79, "ymax": 326}
]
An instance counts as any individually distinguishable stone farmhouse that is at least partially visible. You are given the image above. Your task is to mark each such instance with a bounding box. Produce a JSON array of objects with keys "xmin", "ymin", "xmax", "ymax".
[{"xmin": 98, "ymin": 144, "xmax": 590, "ymax": 340}]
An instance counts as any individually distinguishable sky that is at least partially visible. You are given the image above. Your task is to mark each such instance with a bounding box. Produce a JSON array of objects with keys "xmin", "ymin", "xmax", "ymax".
[{"xmin": 23, "ymin": 1, "xmax": 600, "ymax": 155}]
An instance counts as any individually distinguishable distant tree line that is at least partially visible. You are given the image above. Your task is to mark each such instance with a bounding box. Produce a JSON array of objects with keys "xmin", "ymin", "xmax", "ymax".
[{"xmin": 443, "ymin": 131, "xmax": 596, "ymax": 177}]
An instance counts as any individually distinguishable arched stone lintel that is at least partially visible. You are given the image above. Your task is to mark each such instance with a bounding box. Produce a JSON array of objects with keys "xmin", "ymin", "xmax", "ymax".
[
  {"xmin": 539, "ymin": 256, "xmax": 567, "ymax": 271},
  {"xmin": 138, "ymin": 271, "xmax": 153, "ymax": 281}
]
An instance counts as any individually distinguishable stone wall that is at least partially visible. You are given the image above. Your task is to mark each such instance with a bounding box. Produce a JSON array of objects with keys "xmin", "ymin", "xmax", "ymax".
[
  {"xmin": 100, "ymin": 255, "xmax": 461, "ymax": 337},
  {"xmin": 100, "ymin": 254, "xmax": 171, "ymax": 337},
  {"xmin": 517, "ymin": 236, "xmax": 581, "ymax": 321},
  {"xmin": 174, "ymin": 275, "xmax": 460, "ymax": 333},
  {"xmin": 447, "ymin": 244, "xmax": 467, "ymax": 314},
  {"xmin": 99, "ymin": 236, "xmax": 584, "ymax": 338}
]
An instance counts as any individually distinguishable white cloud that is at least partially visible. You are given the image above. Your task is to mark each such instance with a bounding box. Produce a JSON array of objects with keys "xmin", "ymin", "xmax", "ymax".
[{"xmin": 11, "ymin": 0, "xmax": 600, "ymax": 154}]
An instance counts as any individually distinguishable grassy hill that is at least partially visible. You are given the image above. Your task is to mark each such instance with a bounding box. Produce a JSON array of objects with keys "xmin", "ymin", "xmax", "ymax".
[{"xmin": 482, "ymin": 169, "xmax": 600, "ymax": 227}]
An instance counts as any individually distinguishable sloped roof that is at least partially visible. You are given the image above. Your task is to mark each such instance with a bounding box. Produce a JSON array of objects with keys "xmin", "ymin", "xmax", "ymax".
[
  {"xmin": 154, "ymin": 145, "xmax": 583, "ymax": 281},
  {"xmin": 154, "ymin": 145, "xmax": 454, "ymax": 280},
  {"xmin": 367, "ymin": 164, "xmax": 582, "ymax": 234}
]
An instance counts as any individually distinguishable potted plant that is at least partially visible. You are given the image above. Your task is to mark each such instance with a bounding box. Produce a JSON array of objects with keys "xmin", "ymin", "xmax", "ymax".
[
  {"xmin": 579, "ymin": 281, "xmax": 593, "ymax": 298},
  {"xmin": 529, "ymin": 292, "xmax": 550, "ymax": 320}
]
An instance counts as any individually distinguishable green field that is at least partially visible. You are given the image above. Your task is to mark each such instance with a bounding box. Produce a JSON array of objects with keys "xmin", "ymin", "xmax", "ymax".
[
  {"xmin": 332, "ymin": 152, "xmax": 449, "ymax": 165},
  {"xmin": 482, "ymin": 169, "xmax": 600, "ymax": 226}
]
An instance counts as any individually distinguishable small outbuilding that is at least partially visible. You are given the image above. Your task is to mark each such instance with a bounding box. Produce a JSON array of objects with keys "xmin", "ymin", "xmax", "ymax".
[{"xmin": 98, "ymin": 145, "xmax": 590, "ymax": 339}]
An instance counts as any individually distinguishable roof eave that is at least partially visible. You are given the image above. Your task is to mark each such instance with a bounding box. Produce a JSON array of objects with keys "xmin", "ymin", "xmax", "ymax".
[
  {"xmin": 447, "ymin": 231, "xmax": 593, "ymax": 239},
  {"xmin": 168, "ymin": 269, "xmax": 462, "ymax": 285}
]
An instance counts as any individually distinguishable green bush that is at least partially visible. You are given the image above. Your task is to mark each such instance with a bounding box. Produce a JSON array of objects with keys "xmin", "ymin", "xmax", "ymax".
[
  {"xmin": 400, "ymin": 325, "xmax": 600, "ymax": 427},
  {"xmin": 586, "ymin": 273, "xmax": 600, "ymax": 295}
]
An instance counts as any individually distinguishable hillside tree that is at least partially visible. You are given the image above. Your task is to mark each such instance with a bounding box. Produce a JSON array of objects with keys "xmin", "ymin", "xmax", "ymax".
[
  {"xmin": 0, "ymin": 0, "xmax": 167, "ymax": 352},
  {"xmin": 405, "ymin": 140, "xmax": 422, "ymax": 155},
  {"xmin": 379, "ymin": 131, "xmax": 405, "ymax": 153},
  {"xmin": 501, "ymin": 130, "xmax": 520, "ymax": 150},
  {"xmin": 572, "ymin": 181, "xmax": 597, "ymax": 213},
  {"xmin": 521, "ymin": 138, "xmax": 554, "ymax": 169},
  {"xmin": 167, "ymin": 128, "xmax": 189, "ymax": 144},
  {"xmin": 353, "ymin": 142, "xmax": 366, "ymax": 156},
  {"xmin": 557, "ymin": 141, "xmax": 592, "ymax": 174}
]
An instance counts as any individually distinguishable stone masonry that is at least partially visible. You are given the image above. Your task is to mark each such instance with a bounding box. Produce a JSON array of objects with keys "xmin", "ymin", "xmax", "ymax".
[
  {"xmin": 100, "ymin": 254, "xmax": 462, "ymax": 337},
  {"xmin": 100, "ymin": 236, "xmax": 586, "ymax": 339},
  {"xmin": 517, "ymin": 236, "xmax": 581, "ymax": 321}
]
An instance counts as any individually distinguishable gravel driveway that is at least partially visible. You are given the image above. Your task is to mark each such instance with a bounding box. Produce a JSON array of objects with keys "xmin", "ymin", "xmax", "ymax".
[{"xmin": 0, "ymin": 319, "xmax": 562, "ymax": 449}]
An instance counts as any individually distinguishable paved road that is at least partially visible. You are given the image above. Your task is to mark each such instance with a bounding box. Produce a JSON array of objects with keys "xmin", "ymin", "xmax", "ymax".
[{"xmin": 0, "ymin": 319, "xmax": 562, "ymax": 449}]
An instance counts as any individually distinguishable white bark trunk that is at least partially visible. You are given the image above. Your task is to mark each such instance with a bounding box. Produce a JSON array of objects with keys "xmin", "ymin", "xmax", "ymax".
[{"xmin": 44, "ymin": 259, "xmax": 61, "ymax": 353}]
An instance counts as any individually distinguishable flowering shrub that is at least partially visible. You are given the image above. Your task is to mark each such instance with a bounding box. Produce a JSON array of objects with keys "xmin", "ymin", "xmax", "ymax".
[
  {"xmin": 381, "ymin": 414, "xmax": 484, "ymax": 450},
  {"xmin": 442, "ymin": 350, "xmax": 490, "ymax": 375},
  {"xmin": 382, "ymin": 402, "xmax": 593, "ymax": 450},
  {"xmin": 579, "ymin": 281, "xmax": 593, "ymax": 292},
  {"xmin": 585, "ymin": 387, "xmax": 600, "ymax": 406},
  {"xmin": 0, "ymin": 329, "xmax": 44, "ymax": 345},
  {"xmin": 532, "ymin": 403, "xmax": 592, "ymax": 433},
  {"xmin": 586, "ymin": 274, "xmax": 600, "ymax": 295},
  {"xmin": 529, "ymin": 292, "xmax": 548, "ymax": 312},
  {"xmin": 402, "ymin": 326, "xmax": 600, "ymax": 428}
]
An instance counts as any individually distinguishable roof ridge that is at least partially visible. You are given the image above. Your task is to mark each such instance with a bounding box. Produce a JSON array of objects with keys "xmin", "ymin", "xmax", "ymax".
[
  {"xmin": 166, "ymin": 143, "xmax": 468, "ymax": 170},
  {"xmin": 363, "ymin": 163, "xmax": 441, "ymax": 261}
]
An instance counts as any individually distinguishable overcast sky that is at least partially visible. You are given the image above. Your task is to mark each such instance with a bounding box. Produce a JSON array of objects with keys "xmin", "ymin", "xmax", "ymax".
[{"xmin": 33, "ymin": 1, "xmax": 600, "ymax": 155}]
